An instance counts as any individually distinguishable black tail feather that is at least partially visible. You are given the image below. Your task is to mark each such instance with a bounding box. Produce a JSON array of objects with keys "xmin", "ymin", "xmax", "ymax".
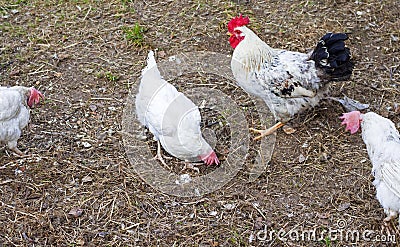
[{"xmin": 311, "ymin": 33, "xmax": 354, "ymax": 80}]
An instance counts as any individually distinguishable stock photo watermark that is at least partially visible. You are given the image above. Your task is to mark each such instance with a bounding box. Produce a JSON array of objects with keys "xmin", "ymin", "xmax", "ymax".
[
  {"xmin": 121, "ymin": 51, "xmax": 276, "ymax": 197},
  {"xmin": 252, "ymin": 220, "xmax": 396, "ymax": 244}
]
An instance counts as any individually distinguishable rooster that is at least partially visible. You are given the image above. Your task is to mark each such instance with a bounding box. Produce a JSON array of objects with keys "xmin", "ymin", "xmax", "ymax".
[
  {"xmin": 0, "ymin": 86, "xmax": 44, "ymax": 155},
  {"xmin": 341, "ymin": 111, "xmax": 400, "ymax": 226},
  {"xmin": 228, "ymin": 15, "xmax": 354, "ymax": 139},
  {"xmin": 135, "ymin": 51, "xmax": 220, "ymax": 167}
]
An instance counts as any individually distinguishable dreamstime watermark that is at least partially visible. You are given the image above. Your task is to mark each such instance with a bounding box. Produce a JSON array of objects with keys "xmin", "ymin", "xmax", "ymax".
[
  {"xmin": 121, "ymin": 51, "xmax": 276, "ymax": 197},
  {"xmin": 253, "ymin": 220, "xmax": 396, "ymax": 244}
]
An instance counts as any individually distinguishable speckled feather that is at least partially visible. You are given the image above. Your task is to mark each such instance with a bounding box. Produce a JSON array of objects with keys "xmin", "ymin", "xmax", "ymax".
[{"xmin": 230, "ymin": 25, "xmax": 352, "ymax": 123}]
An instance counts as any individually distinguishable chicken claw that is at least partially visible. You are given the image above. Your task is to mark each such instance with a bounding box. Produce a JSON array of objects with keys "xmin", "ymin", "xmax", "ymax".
[
  {"xmin": 250, "ymin": 122, "xmax": 285, "ymax": 140},
  {"xmin": 152, "ymin": 141, "xmax": 168, "ymax": 167}
]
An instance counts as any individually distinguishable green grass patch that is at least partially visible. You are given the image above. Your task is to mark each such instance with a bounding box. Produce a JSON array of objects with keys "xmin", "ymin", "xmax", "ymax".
[{"xmin": 122, "ymin": 23, "xmax": 146, "ymax": 46}]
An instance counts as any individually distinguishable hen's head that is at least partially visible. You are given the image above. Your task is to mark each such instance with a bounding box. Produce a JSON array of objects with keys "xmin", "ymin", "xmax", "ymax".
[
  {"xmin": 340, "ymin": 111, "xmax": 362, "ymax": 134},
  {"xmin": 27, "ymin": 87, "xmax": 44, "ymax": 108},
  {"xmin": 200, "ymin": 151, "xmax": 220, "ymax": 166},
  {"xmin": 227, "ymin": 15, "xmax": 250, "ymax": 48}
]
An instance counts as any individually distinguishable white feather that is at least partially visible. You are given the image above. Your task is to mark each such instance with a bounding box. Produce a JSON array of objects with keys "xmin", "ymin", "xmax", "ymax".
[
  {"xmin": 0, "ymin": 86, "xmax": 31, "ymax": 150},
  {"xmin": 135, "ymin": 51, "xmax": 214, "ymax": 162},
  {"xmin": 361, "ymin": 112, "xmax": 400, "ymax": 222}
]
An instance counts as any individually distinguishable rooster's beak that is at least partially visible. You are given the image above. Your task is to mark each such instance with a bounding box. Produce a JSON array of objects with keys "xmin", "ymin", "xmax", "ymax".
[{"xmin": 227, "ymin": 31, "xmax": 233, "ymax": 37}]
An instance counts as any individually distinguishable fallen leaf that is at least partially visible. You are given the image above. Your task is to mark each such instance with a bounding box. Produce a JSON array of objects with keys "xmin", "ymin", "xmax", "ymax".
[{"xmin": 283, "ymin": 125, "xmax": 296, "ymax": 134}]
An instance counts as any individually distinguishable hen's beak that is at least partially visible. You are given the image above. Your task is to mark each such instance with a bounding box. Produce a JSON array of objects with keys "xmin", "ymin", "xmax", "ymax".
[{"xmin": 227, "ymin": 31, "xmax": 233, "ymax": 37}]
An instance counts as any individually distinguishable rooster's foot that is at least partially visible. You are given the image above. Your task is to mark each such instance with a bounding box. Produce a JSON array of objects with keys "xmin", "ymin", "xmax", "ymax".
[{"xmin": 250, "ymin": 122, "xmax": 285, "ymax": 140}]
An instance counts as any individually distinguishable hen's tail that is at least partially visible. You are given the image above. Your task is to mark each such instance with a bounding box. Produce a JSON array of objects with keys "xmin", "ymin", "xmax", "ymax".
[
  {"xmin": 311, "ymin": 33, "xmax": 354, "ymax": 81},
  {"xmin": 142, "ymin": 50, "xmax": 159, "ymax": 77}
]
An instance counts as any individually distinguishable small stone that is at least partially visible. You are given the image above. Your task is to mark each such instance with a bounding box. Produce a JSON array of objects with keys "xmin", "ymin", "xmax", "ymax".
[
  {"xmin": 337, "ymin": 202, "xmax": 351, "ymax": 212},
  {"xmin": 82, "ymin": 142, "xmax": 92, "ymax": 148},
  {"xmin": 223, "ymin": 203, "xmax": 235, "ymax": 210},
  {"xmin": 298, "ymin": 154, "xmax": 306, "ymax": 163},
  {"xmin": 209, "ymin": 211, "xmax": 218, "ymax": 216},
  {"xmin": 89, "ymin": 104, "xmax": 97, "ymax": 111}
]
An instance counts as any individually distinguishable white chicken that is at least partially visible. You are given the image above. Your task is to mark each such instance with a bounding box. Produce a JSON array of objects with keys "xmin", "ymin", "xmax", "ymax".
[
  {"xmin": 341, "ymin": 111, "xmax": 400, "ymax": 225},
  {"xmin": 228, "ymin": 15, "xmax": 354, "ymax": 139},
  {"xmin": 135, "ymin": 51, "xmax": 219, "ymax": 166},
  {"xmin": 0, "ymin": 86, "xmax": 44, "ymax": 155}
]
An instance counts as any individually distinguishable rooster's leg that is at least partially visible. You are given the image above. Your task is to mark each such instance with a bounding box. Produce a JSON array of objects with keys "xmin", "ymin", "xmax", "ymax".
[
  {"xmin": 153, "ymin": 141, "xmax": 167, "ymax": 166},
  {"xmin": 249, "ymin": 122, "xmax": 285, "ymax": 140}
]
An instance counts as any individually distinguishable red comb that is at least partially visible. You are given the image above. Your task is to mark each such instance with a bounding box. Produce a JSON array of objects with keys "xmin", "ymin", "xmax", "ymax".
[
  {"xmin": 27, "ymin": 87, "xmax": 44, "ymax": 108},
  {"xmin": 340, "ymin": 111, "xmax": 361, "ymax": 134},
  {"xmin": 228, "ymin": 14, "xmax": 250, "ymax": 33}
]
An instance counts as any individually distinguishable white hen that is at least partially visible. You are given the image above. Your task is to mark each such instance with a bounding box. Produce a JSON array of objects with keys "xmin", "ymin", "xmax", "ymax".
[
  {"xmin": 0, "ymin": 86, "xmax": 44, "ymax": 155},
  {"xmin": 341, "ymin": 111, "xmax": 400, "ymax": 225},
  {"xmin": 135, "ymin": 51, "xmax": 219, "ymax": 166}
]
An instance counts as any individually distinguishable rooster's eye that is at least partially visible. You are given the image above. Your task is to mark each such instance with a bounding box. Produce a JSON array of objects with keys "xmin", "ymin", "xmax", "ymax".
[{"xmin": 234, "ymin": 30, "xmax": 242, "ymax": 37}]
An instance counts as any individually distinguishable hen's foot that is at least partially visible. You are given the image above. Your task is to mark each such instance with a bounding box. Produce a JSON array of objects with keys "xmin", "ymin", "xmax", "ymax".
[
  {"xmin": 10, "ymin": 147, "xmax": 24, "ymax": 156},
  {"xmin": 250, "ymin": 122, "xmax": 284, "ymax": 140},
  {"xmin": 152, "ymin": 141, "xmax": 168, "ymax": 167}
]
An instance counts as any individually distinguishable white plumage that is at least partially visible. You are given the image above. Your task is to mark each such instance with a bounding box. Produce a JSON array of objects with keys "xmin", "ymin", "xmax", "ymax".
[
  {"xmin": 361, "ymin": 112, "xmax": 400, "ymax": 224},
  {"xmin": 0, "ymin": 86, "xmax": 43, "ymax": 155},
  {"xmin": 135, "ymin": 51, "xmax": 219, "ymax": 165},
  {"xmin": 341, "ymin": 111, "xmax": 400, "ymax": 225}
]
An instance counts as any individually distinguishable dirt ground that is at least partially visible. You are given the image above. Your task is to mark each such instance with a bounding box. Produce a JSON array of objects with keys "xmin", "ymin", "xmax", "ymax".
[{"xmin": 1, "ymin": 0, "xmax": 400, "ymax": 246}]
